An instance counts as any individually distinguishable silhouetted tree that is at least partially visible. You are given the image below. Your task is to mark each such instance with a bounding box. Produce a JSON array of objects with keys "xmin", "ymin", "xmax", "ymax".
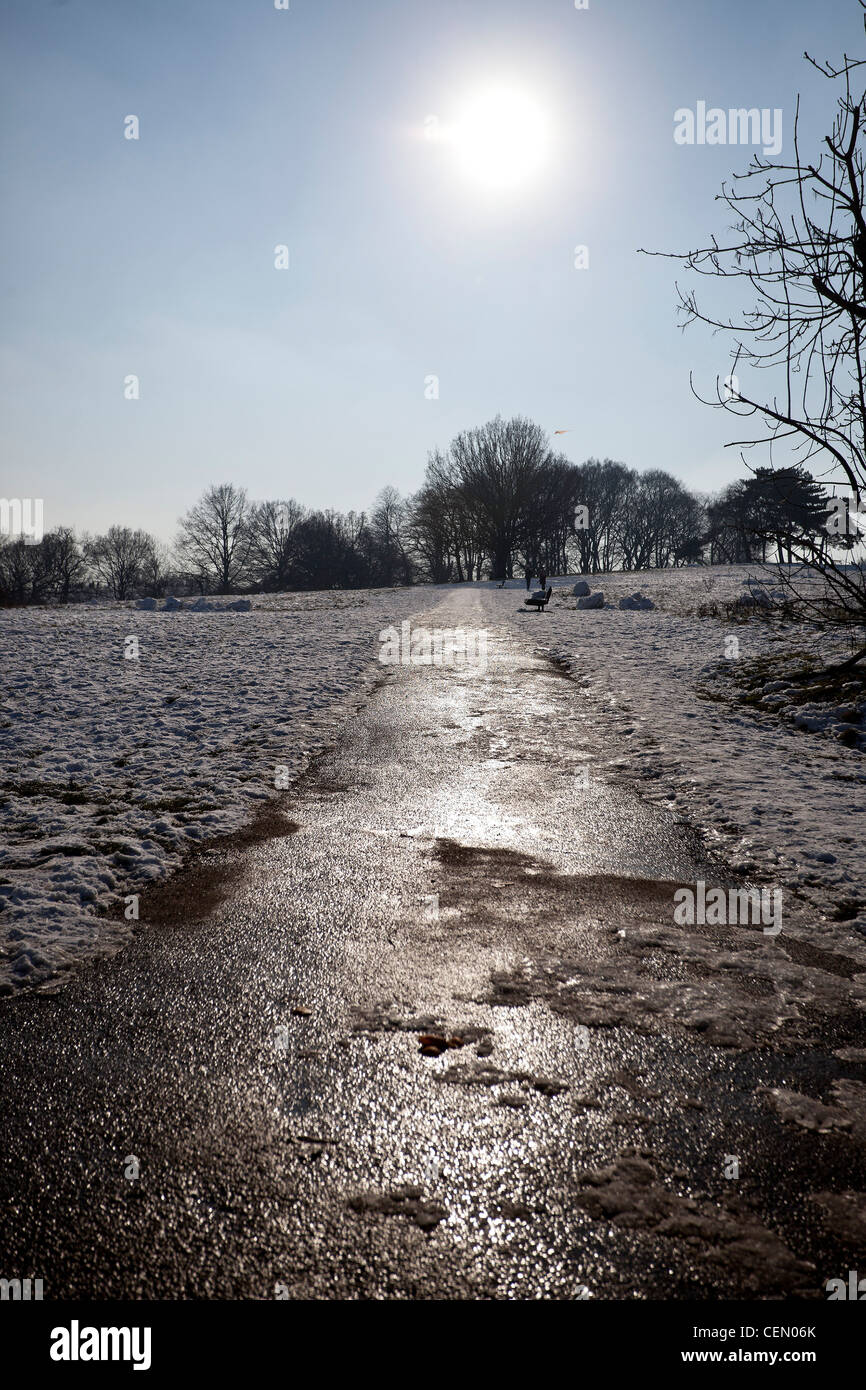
[
  {"xmin": 84, "ymin": 526, "xmax": 155, "ymax": 600},
  {"xmin": 177, "ymin": 484, "xmax": 253, "ymax": 594},
  {"xmin": 647, "ymin": 7, "xmax": 866, "ymax": 647},
  {"xmin": 369, "ymin": 487, "xmax": 413, "ymax": 586},
  {"xmin": 428, "ymin": 416, "xmax": 552, "ymax": 581},
  {"xmin": 248, "ymin": 499, "xmax": 305, "ymax": 590}
]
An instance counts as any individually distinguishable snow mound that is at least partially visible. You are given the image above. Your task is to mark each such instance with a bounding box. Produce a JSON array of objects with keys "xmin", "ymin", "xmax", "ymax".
[
  {"xmin": 135, "ymin": 596, "xmax": 255, "ymax": 613},
  {"xmin": 619, "ymin": 592, "xmax": 655, "ymax": 611},
  {"xmin": 737, "ymin": 580, "xmax": 786, "ymax": 608}
]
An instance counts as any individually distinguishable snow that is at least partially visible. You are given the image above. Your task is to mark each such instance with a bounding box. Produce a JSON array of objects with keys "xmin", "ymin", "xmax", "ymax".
[
  {"xmin": 2, "ymin": 562, "xmax": 864, "ymax": 994},
  {"xmin": 479, "ymin": 564, "xmax": 866, "ymax": 967},
  {"xmin": 0, "ymin": 587, "xmax": 430, "ymax": 991},
  {"xmin": 618, "ymin": 592, "xmax": 655, "ymax": 611}
]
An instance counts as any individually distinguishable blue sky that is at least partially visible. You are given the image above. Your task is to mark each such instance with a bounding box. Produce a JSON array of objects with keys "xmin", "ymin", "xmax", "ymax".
[{"xmin": 0, "ymin": 0, "xmax": 860, "ymax": 539}]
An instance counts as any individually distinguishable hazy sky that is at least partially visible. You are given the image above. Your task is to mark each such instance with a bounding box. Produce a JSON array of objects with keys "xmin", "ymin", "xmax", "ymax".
[{"xmin": 1, "ymin": 0, "xmax": 861, "ymax": 540}]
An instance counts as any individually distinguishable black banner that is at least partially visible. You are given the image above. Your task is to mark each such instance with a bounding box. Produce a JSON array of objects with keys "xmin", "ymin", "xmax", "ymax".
[{"xmin": 1, "ymin": 1298, "xmax": 858, "ymax": 1376}]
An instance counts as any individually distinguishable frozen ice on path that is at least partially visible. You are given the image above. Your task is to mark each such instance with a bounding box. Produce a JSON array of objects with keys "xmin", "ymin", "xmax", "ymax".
[{"xmin": 486, "ymin": 562, "xmax": 866, "ymax": 966}]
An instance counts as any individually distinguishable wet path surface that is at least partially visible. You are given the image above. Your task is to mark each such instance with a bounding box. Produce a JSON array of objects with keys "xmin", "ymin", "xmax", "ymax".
[{"xmin": 1, "ymin": 589, "xmax": 864, "ymax": 1299}]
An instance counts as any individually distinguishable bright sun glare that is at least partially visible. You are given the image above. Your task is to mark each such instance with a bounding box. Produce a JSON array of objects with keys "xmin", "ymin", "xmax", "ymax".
[{"xmin": 452, "ymin": 87, "xmax": 550, "ymax": 191}]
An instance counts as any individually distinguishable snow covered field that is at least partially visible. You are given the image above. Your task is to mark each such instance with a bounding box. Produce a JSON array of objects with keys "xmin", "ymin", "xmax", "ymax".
[
  {"xmin": 484, "ymin": 564, "xmax": 866, "ymax": 966},
  {"xmin": 0, "ymin": 588, "xmax": 430, "ymax": 990},
  {"xmin": 2, "ymin": 564, "xmax": 864, "ymax": 994}
]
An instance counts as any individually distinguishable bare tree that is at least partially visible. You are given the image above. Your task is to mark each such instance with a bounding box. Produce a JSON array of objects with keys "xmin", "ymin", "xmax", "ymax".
[
  {"xmin": 0, "ymin": 535, "xmax": 50, "ymax": 603},
  {"xmin": 369, "ymin": 487, "xmax": 412, "ymax": 586},
  {"xmin": 84, "ymin": 526, "xmax": 154, "ymax": 599},
  {"xmin": 139, "ymin": 537, "xmax": 175, "ymax": 597},
  {"xmin": 521, "ymin": 456, "xmax": 582, "ymax": 577},
  {"xmin": 422, "ymin": 450, "xmax": 484, "ymax": 581},
  {"xmin": 177, "ymin": 484, "xmax": 253, "ymax": 594},
  {"xmin": 616, "ymin": 469, "xmax": 702, "ymax": 570},
  {"xmin": 248, "ymin": 498, "xmax": 305, "ymax": 590},
  {"xmin": 427, "ymin": 416, "xmax": 552, "ymax": 580},
  {"xmin": 643, "ymin": 4, "xmax": 866, "ymax": 652},
  {"xmin": 406, "ymin": 484, "xmax": 454, "ymax": 583},
  {"xmin": 570, "ymin": 459, "xmax": 632, "ymax": 573},
  {"xmin": 43, "ymin": 527, "xmax": 87, "ymax": 602}
]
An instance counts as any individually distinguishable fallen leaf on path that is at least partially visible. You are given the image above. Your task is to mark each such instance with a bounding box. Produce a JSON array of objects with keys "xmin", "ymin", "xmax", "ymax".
[{"xmin": 417, "ymin": 1033, "xmax": 466, "ymax": 1056}]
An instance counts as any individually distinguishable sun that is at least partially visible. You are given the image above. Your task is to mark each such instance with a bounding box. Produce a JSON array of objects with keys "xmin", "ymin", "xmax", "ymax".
[{"xmin": 452, "ymin": 86, "xmax": 550, "ymax": 191}]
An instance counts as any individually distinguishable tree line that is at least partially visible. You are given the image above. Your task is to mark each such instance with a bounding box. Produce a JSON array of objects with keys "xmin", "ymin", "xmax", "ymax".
[{"xmin": 0, "ymin": 416, "xmax": 847, "ymax": 603}]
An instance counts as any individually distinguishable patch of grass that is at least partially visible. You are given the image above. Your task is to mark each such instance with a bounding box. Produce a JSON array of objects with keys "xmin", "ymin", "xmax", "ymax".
[
  {"xmin": 2, "ymin": 778, "xmax": 99, "ymax": 805},
  {"xmin": 3, "ymin": 779, "xmax": 61, "ymax": 798}
]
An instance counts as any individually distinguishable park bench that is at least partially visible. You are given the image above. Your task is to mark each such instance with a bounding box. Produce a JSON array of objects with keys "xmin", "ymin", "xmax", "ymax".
[{"xmin": 524, "ymin": 585, "xmax": 552, "ymax": 611}]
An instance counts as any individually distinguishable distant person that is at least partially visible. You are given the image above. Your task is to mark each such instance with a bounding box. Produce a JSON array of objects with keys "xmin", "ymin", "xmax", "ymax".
[
  {"xmin": 525, "ymin": 566, "xmax": 533, "ymax": 591},
  {"xmin": 539, "ymin": 569, "xmax": 547, "ymax": 590}
]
